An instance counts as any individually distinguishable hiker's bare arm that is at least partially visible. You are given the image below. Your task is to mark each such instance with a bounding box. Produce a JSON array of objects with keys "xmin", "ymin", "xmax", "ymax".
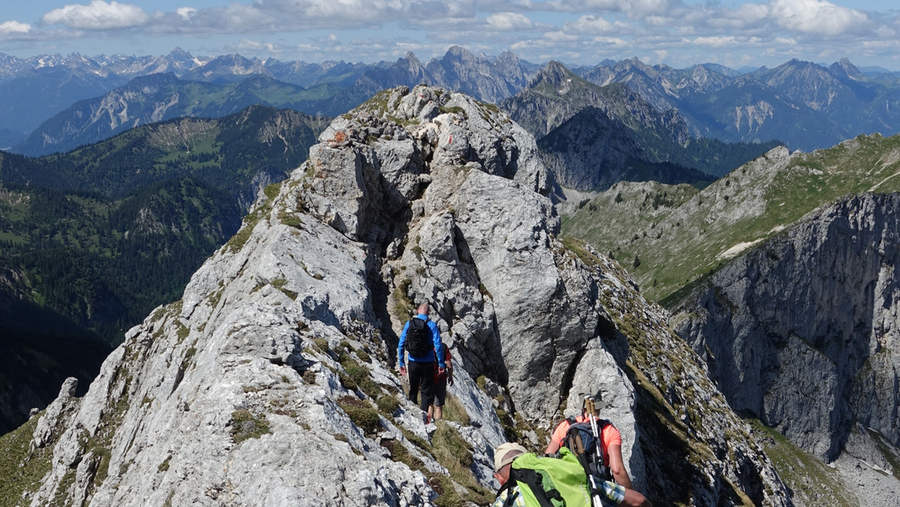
[
  {"xmin": 544, "ymin": 439, "xmax": 560, "ymax": 454},
  {"xmin": 608, "ymin": 444, "xmax": 632, "ymax": 489},
  {"xmin": 621, "ymin": 488, "xmax": 652, "ymax": 507}
]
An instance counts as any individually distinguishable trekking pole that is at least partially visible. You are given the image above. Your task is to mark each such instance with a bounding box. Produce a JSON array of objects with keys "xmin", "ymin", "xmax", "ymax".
[
  {"xmin": 584, "ymin": 396, "xmax": 604, "ymax": 506},
  {"xmin": 585, "ymin": 395, "xmax": 600, "ymax": 440}
]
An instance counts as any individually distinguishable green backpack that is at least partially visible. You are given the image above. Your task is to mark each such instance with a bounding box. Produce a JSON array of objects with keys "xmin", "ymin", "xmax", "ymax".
[{"xmin": 500, "ymin": 447, "xmax": 594, "ymax": 507}]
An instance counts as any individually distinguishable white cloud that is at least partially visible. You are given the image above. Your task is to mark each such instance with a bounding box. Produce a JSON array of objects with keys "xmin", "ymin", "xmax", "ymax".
[
  {"xmin": 227, "ymin": 38, "xmax": 282, "ymax": 54},
  {"xmin": 770, "ymin": 0, "xmax": 868, "ymax": 35},
  {"xmin": 692, "ymin": 36, "xmax": 741, "ymax": 48},
  {"xmin": 2, "ymin": 0, "xmax": 894, "ymax": 69},
  {"xmin": 565, "ymin": 15, "xmax": 618, "ymax": 34},
  {"xmin": 734, "ymin": 3, "xmax": 771, "ymax": 24},
  {"xmin": 43, "ymin": 1, "xmax": 150, "ymax": 30},
  {"xmin": 486, "ymin": 12, "xmax": 534, "ymax": 31},
  {"xmin": 176, "ymin": 7, "xmax": 197, "ymax": 23},
  {"xmin": 0, "ymin": 21, "xmax": 32, "ymax": 35},
  {"xmin": 547, "ymin": 0, "xmax": 671, "ymax": 19}
]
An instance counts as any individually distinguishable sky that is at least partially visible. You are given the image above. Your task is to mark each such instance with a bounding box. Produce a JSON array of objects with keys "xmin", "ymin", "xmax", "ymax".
[{"xmin": 1, "ymin": 0, "xmax": 900, "ymax": 71}]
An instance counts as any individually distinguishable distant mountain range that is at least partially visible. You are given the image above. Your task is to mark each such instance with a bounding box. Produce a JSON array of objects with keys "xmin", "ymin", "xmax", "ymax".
[
  {"xmin": 577, "ymin": 57, "xmax": 900, "ymax": 151},
  {"xmin": 4, "ymin": 48, "xmax": 900, "ymax": 156},
  {"xmin": 0, "ymin": 47, "xmax": 536, "ymax": 153},
  {"xmin": 12, "ymin": 73, "xmax": 336, "ymax": 157},
  {"xmin": 12, "ymin": 56, "xmax": 777, "ymax": 192},
  {"xmin": 501, "ymin": 61, "xmax": 778, "ymax": 190}
]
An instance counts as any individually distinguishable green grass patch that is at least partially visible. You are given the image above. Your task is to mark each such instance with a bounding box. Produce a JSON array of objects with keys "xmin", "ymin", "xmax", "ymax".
[
  {"xmin": 337, "ymin": 396, "xmax": 382, "ymax": 435},
  {"xmin": 270, "ymin": 278, "xmax": 298, "ymax": 300},
  {"xmin": 377, "ymin": 395, "xmax": 401, "ymax": 416},
  {"xmin": 560, "ymin": 236, "xmax": 603, "ymax": 266},
  {"xmin": 866, "ymin": 427, "xmax": 900, "ymax": 480},
  {"xmin": 439, "ymin": 106, "xmax": 465, "ymax": 116},
  {"xmin": 263, "ymin": 182, "xmax": 282, "ymax": 202},
  {"xmin": 229, "ymin": 409, "xmax": 271, "ymax": 443},
  {"xmin": 431, "ymin": 421, "xmax": 495, "ymax": 506},
  {"xmin": 277, "ymin": 209, "xmax": 303, "ymax": 228},
  {"xmin": 339, "ymin": 355, "xmax": 383, "ymax": 399},
  {"xmin": 176, "ymin": 322, "xmax": 190, "ymax": 342},
  {"xmin": 442, "ymin": 393, "xmax": 471, "ymax": 425},
  {"xmin": 750, "ymin": 419, "xmax": 856, "ymax": 507},
  {"xmin": 382, "ymin": 438, "xmax": 426, "ymax": 471},
  {"xmin": 0, "ymin": 416, "xmax": 54, "ymax": 507},
  {"xmin": 224, "ymin": 224, "xmax": 254, "ymax": 254},
  {"xmin": 382, "ymin": 421, "xmax": 493, "ymax": 507},
  {"xmin": 393, "ymin": 278, "xmax": 415, "ymax": 318}
]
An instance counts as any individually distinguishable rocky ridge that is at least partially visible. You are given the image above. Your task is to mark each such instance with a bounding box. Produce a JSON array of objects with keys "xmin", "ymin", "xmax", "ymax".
[{"xmin": 14, "ymin": 85, "xmax": 788, "ymax": 506}]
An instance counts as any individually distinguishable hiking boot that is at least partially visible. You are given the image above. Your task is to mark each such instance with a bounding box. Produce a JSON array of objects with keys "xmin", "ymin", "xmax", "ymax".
[{"xmin": 424, "ymin": 414, "xmax": 432, "ymax": 425}]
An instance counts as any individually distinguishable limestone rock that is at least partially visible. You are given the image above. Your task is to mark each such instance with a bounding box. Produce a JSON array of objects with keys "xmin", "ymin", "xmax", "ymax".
[
  {"xmin": 23, "ymin": 85, "xmax": 789, "ymax": 507},
  {"xmin": 674, "ymin": 191, "xmax": 900, "ymax": 468}
]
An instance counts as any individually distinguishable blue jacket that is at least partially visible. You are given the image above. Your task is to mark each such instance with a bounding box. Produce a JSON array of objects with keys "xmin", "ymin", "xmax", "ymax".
[{"xmin": 398, "ymin": 313, "xmax": 444, "ymax": 368}]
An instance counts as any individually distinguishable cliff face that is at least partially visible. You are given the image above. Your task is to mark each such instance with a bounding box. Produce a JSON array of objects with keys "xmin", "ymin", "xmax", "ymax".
[
  {"xmin": 19, "ymin": 86, "xmax": 788, "ymax": 506},
  {"xmin": 673, "ymin": 192, "xmax": 900, "ymax": 465}
]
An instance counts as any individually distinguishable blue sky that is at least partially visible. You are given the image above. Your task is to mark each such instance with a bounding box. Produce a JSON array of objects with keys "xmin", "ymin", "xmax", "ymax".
[{"xmin": 1, "ymin": 0, "xmax": 899, "ymax": 70}]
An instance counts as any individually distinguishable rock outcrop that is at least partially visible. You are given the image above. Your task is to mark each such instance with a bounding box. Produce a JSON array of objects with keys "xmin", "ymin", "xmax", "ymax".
[
  {"xmin": 19, "ymin": 85, "xmax": 789, "ymax": 506},
  {"xmin": 673, "ymin": 192, "xmax": 900, "ymax": 464}
]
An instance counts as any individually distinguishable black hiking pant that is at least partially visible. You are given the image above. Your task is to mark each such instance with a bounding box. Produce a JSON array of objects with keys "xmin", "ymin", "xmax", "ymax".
[{"xmin": 407, "ymin": 360, "xmax": 435, "ymax": 413}]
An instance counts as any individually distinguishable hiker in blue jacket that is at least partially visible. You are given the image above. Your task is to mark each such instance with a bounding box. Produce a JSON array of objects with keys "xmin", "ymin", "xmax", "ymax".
[{"xmin": 398, "ymin": 302, "xmax": 445, "ymax": 423}]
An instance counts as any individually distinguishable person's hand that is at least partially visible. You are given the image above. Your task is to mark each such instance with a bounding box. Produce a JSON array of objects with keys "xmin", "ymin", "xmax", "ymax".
[
  {"xmin": 399, "ymin": 366, "xmax": 407, "ymax": 376},
  {"xmin": 447, "ymin": 376, "xmax": 454, "ymax": 386},
  {"xmin": 438, "ymin": 367, "xmax": 445, "ymax": 377}
]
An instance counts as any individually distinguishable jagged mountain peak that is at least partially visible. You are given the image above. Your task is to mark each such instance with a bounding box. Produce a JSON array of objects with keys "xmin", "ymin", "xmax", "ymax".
[
  {"xmin": 10, "ymin": 84, "xmax": 789, "ymax": 506},
  {"xmin": 537, "ymin": 60, "xmax": 574, "ymax": 79},
  {"xmin": 496, "ymin": 50, "xmax": 519, "ymax": 63},
  {"xmin": 402, "ymin": 51, "xmax": 421, "ymax": 65},
  {"xmin": 830, "ymin": 57, "xmax": 865, "ymax": 81},
  {"xmin": 167, "ymin": 47, "xmax": 192, "ymax": 57},
  {"xmin": 444, "ymin": 44, "xmax": 475, "ymax": 59},
  {"xmin": 522, "ymin": 61, "xmax": 586, "ymax": 95}
]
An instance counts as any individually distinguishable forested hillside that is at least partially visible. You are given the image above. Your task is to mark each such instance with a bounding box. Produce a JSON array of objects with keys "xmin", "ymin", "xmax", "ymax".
[{"xmin": 0, "ymin": 105, "xmax": 328, "ymax": 432}]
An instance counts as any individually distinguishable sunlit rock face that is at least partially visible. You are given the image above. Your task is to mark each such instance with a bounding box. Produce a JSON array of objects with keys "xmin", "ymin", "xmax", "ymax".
[{"xmin": 24, "ymin": 85, "xmax": 788, "ymax": 507}]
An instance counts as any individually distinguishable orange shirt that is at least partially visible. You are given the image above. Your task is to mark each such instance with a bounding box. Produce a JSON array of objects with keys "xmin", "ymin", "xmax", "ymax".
[{"xmin": 550, "ymin": 415, "xmax": 621, "ymax": 467}]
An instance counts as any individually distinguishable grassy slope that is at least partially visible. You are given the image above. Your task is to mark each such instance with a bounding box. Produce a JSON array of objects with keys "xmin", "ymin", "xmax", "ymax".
[
  {"xmin": 562, "ymin": 133, "xmax": 900, "ymax": 304},
  {"xmin": 0, "ymin": 415, "xmax": 54, "ymax": 506},
  {"xmin": 751, "ymin": 420, "xmax": 858, "ymax": 507}
]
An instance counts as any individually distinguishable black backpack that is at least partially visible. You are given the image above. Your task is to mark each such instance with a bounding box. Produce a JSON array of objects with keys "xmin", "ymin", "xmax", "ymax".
[
  {"xmin": 563, "ymin": 418, "xmax": 613, "ymax": 482},
  {"xmin": 406, "ymin": 318, "xmax": 432, "ymax": 357}
]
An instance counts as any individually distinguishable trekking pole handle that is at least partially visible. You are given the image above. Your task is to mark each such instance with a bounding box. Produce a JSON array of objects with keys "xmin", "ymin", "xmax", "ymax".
[{"xmin": 584, "ymin": 395, "xmax": 596, "ymax": 418}]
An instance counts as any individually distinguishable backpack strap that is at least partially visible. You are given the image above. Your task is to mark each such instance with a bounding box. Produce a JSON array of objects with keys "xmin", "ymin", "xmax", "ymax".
[
  {"xmin": 496, "ymin": 478, "xmax": 518, "ymax": 507},
  {"xmin": 508, "ymin": 467, "xmax": 560, "ymax": 507}
]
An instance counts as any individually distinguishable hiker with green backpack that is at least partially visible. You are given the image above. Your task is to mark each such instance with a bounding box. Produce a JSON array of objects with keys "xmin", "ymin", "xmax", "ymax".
[
  {"xmin": 398, "ymin": 302, "xmax": 445, "ymax": 423},
  {"xmin": 491, "ymin": 442, "xmax": 652, "ymax": 507}
]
